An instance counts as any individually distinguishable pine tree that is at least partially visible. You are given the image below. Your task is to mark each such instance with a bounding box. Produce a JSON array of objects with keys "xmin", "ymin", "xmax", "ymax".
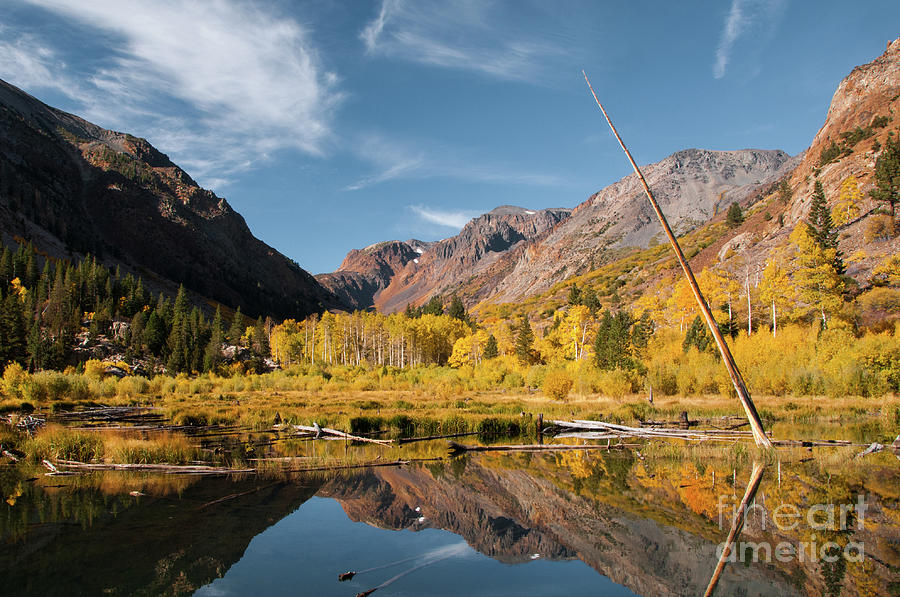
[
  {"xmin": 143, "ymin": 310, "xmax": 167, "ymax": 356},
  {"xmin": 252, "ymin": 316, "xmax": 270, "ymax": 356},
  {"xmin": 128, "ymin": 310, "xmax": 147, "ymax": 357},
  {"xmin": 0, "ymin": 247, "xmax": 12, "ymax": 290},
  {"xmin": 726, "ymin": 202, "xmax": 744, "ymax": 228},
  {"xmin": 809, "ymin": 181, "xmax": 836, "ymax": 247},
  {"xmin": 2, "ymin": 293, "xmax": 29, "ymax": 367},
  {"xmin": 594, "ymin": 311, "xmax": 636, "ymax": 370},
  {"xmin": 808, "ymin": 180, "xmax": 845, "ymax": 274},
  {"xmin": 188, "ymin": 307, "xmax": 206, "ymax": 372},
  {"xmin": 166, "ymin": 286, "xmax": 190, "ymax": 373},
  {"xmin": 682, "ymin": 315, "xmax": 712, "ymax": 353},
  {"xmin": 204, "ymin": 307, "xmax": 225, "ymax": 372},
  {"xmin": 871, "ymin": 133, "xmax": 900, "ymax": 216},
  {"xmin": 228, "ymin": 306, "xmax": 245, "ymax": 345},
  {"xmin": 483, "ymin": 333, "xmax": 499, "ymax": 359},
  {"xmin": 26, "ymin": 318, "xmax": 44, "ymax": 372},
  {"xmin": 448, "ymin": 294, "xmax": 467, "ymax": 321},
  {"xmin": 581, "ymin": 286, "xmax": 601, "ymax": 316},
  {"xmin": 422, "ymin": 295, "xmax": 444, "ymax": 316},
  {"xmin": 778, "ymin": 179, "xmax": 793, "ymax": 204},
  {"xmin": 514, "ymin": 316, "xmax": 536, "ymax": 365}
]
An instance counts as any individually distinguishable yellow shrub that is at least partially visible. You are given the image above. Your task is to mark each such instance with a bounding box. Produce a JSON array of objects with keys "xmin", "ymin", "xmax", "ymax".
[
  {"xmin": 543, "ymin": 369, "xmax": 574, "ymax": 401},
  {"xmin": 2, "ymin": 363, "xmax": 28, "ymax": 398}
]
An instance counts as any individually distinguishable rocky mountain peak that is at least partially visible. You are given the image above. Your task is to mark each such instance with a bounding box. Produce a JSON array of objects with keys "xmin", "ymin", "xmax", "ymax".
[{"xmin": 480, "ymin": 148, "xmax": 795, "ymax": 303}]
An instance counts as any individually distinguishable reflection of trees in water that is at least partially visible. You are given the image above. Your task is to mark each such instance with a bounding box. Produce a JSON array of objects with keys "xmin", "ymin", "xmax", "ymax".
[
  {"xmin": 2, "ymin": 445, "xmax": 897, "ymax": 597},
  {"xmin": 0, "ymin": 474, "xmax": 321, "ymax": 597},
  {"xmin": 1, "ymin": 468, "xmax": 198, "ymax": 540}
]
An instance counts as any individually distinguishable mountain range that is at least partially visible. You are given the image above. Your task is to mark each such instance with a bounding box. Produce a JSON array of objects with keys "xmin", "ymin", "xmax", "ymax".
[
  {"xmin": 322, "ymin": 37, "xmax": 900, "ymax": 314},
  {"xmin": 1, "ymin": 37, "xmax": 898, "ymax": 319}
]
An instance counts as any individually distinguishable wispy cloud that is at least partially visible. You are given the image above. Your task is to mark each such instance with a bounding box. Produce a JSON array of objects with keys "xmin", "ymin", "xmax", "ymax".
[
  {"xmin": 713, "ymin": 0, "xmax": 786, "ymax": 79},
  {"xmin": 410, "ymin": 205, "xmax": 478, "ymax": 229},
  {"xmin": 4, "ymin": 0, "xmax": 342, "ymax": 186},
  {"xmin": 360, "ymin": 0, "xmax": 562, "ymax": 81},
  {"xmin": 0, "ymin": 32, "xmax": 76, "ymax": 98},
  {"xmin": 343, "ymin": 134, "xmax": 564, "ymax": 191}
]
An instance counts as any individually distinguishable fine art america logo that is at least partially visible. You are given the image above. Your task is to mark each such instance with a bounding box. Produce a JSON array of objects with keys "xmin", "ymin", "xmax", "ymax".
[{"xmin": 716, "ymin": 494, "xmax": 867, "ymax": 563}]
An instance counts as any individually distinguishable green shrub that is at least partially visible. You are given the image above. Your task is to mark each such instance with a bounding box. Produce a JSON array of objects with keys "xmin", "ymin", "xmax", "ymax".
[
  {"xmin": 349, "ymin": 416, "xmax": 384, "ymax": 434},
  {"xmin": 28, "ymin": 428, "xmax": 104, "ymax": 462},
  {"xmin": 476, "ymin": 417, "xmax": 520, "ymax": 439}
]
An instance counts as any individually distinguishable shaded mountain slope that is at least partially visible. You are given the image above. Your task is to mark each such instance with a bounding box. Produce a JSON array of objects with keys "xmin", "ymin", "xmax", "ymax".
[{"xmin": 0, "ymin": 78, "xmax": 340, "ymax": 319}]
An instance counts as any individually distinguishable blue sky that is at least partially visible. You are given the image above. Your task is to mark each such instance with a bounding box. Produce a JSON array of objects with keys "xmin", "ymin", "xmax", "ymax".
[{"xmin": 1, "ymin": 1, "xmax": 898, "ymax": 274}]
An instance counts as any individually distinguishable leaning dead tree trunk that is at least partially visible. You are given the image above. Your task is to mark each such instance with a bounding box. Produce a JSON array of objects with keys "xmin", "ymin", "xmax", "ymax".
[
  {"xmin": 583, "ymin": 71, "xmax": 772, "ymax": 448},
  {"xmin": 704, "ymin": 461, "xmax": 766, "ymax": 596}
]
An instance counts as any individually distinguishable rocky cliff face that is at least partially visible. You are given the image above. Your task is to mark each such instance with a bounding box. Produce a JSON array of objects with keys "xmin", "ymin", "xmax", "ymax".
[
  {"xmin": 316, "ymin": 239, "xmax": 433, "ymax": 311},
  {"xmin": 779, "ymin": 37, "xmax": 900, "ymax": 279},
  {"xmin": 321, "ymin": 206, "xmax": 571, "ymax": 313},
  {"xmin": 0, "ymin": 78, "xmax": 340, "ymax": 319},
  {"xmin": 375, "ymin": 206, "xmax": 571, "ymax": 312},
  {"xmin": 322, "ymin": 152, "xmax": 792, "ymax": 312},
  {"xmin": 681, "ymin": 37, "xmax": 900, "ymax": 295},
  {"xmin": 482, "ymin": 148, "xmax": 796, "ymax": 303}
]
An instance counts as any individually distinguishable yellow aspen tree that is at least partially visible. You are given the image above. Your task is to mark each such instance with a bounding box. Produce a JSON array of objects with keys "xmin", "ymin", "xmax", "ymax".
[
  {"xmin": 535, "ymin": 312, "xmax": 568, "ymax": 364},
  {"xmin": 448, "ymin": 334, "xmax": 474, "ymax": 368},
  {"xmin": 832, "ymin": 176, "xmax": 862, "ymax": 226},
  {"xmin": 757, "ymin": 250, "xmax": 796, "ymax": 337},
  {"xmin": 270, "ymin": 319, "xmax": 302, "ymax": 364},
  {"xmin": 565, "ymin": 304, "xmax": 594, "ymax": 360},
  {"xmin": 698, "ymin": 267, "xmax": 741, "ymax": 327},
  {"xmin": 789, "ymin": 223, "xmax": 845, "ymax": 326},
  {"xmin": 872, "ymin": 254, "xmax": 900, "ymax": 286}
]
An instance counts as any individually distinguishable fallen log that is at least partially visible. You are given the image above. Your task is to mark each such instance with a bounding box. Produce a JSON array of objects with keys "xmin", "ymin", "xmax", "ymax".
[
  {"xmin": 754, "ymin": 435, "xmax": 853, "ymax": 447},
  {"xmin": 276, "ymin": 424, "xmax": 393, "ymax": 446},
  {"xmin": 52, "ymin": 460, "xmax": 255, "ymax": 474},
  {"xmin": 554, "ymin": 431, "xmax": 743, "ymax": 443},
  {"xmin": 395, "ymin": 431, "xmax": 478, "ymax": 445},
  {"xmin": 447, "ymin": 441, "xmax": 639, "ymax": 455},
  {"xmin": 855, "ymin": 442, "xmax": 884, "ymax": 458},
  {"xmin": 552, "ymin": 419, "xmax": 752, "ymax": 442},
  {"xmin": 278, "ymin": 457, "xmax": 441, "ymax": 473},
  {"xmin": 553, "ymin": 419, "xmax": 865, "ymax": 448},
  {"xmin": 42, "ymin": 459, "xmax": 80, "ymax": 476}
]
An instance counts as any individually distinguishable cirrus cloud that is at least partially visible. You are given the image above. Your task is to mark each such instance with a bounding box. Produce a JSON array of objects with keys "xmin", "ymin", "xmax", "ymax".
[{"xmin": 3, "ymin": 0, "xmax": 343, "ymax": 187}]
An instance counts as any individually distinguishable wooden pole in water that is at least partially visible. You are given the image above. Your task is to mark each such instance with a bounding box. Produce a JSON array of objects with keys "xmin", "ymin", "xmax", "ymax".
[{"xmin": 582, "ymin": 71, "xmax": 772, "ymax": 448}]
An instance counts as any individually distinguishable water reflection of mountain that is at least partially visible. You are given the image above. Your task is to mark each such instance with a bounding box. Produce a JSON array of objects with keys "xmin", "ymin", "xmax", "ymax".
[
  {"xmin": 319, "ymin": 455, "xmax": 808, "ymax": 597},
  {"xmin": 3, "ymin": 451, "xmax": 896, "ymax": 596},
  {"xmin": 0, "ymin": 476, "xmax": 321, "ymax": 596}
]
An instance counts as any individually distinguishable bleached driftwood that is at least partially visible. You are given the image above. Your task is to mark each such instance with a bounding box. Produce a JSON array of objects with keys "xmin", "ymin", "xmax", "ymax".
[
  {"xmin": 447, "ymin": 441, "xmax": 638, "ymax": 454},
  {"xmin": 52, "ymin": 459, "xmax": 255, "ymax": 474},
  {"xmin": 277, "ymin": 424, "xmax": 393, "ymax": 446}
]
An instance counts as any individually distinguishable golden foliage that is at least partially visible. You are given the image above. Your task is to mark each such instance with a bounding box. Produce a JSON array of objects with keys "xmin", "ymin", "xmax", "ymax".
[{"xmin": 542, "ymin": 369, "xmax": 574, "ymax": 401}]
